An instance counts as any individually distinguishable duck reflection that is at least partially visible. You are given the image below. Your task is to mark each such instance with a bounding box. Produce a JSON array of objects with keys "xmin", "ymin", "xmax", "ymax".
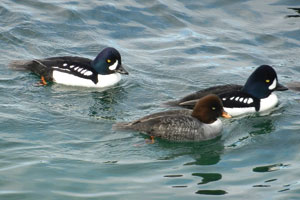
[
  {"xmin": 155, "ymin": 137, "xmax": 224, "ymax": 166},
  {"xmin": 227, "ymin": 116, "xmax": 276, "ymax": 148},
  {"xmin": 192, "ymin": 172, "xmax": 222, "ymax": 185},
  {"xmin": 156, "ymin": 138, "xmax": 227, "ymax": 195},
  {"xmin": 88, "ymin": 86, "xmax": 127, "ymax": 120},
  {"xmin": 286, "ymin": 8, "xmax": 300, "ymax": 18},
  {"xmin": 249, "ymin": 118, "xmax": 275, "ymax": 136}
]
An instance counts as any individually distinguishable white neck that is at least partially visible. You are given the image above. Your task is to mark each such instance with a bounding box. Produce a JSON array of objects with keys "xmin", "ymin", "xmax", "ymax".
[{"xmin": 200, "ymin": 119, "xmax": 223, "ymax": 140}]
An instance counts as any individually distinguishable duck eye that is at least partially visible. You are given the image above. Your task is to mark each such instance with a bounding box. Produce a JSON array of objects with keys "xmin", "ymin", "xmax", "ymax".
[
  {"xmin": 106, "ymin": 59, "xmax": 111, "ymax": 63},
  {"xmin": 266, "ymin": 79, "xmax": 270, "ymax": 83},
  {"xmin": 211, "ymin": 107, "xmax": 216, "ymax": 110}
]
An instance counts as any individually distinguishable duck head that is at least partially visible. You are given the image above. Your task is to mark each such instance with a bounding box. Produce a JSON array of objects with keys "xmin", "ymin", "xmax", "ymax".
[
  {"xmin": 192, "ymin": 94, "xmax": 231, "ymax": 124},
  {"xmin": 91, "ymin": 47, "xmax": 129, "ymax": 75},
  {"xmin": 242, "ymin": 65, "xmax": 288, "ymax": 99}
]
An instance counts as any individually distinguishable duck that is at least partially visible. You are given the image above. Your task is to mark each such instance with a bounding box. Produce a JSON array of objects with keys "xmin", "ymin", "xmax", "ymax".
[
  {"xmin": 9, "ymin": 47, "xmax": 129, "ymax": 88},
  {"xmin": 114, "ymin": 94, "xmax": 231, "ymax": 142},
  {"xmin": 165, "ymin": 65, "xmax": 288, "ymax": 117}
]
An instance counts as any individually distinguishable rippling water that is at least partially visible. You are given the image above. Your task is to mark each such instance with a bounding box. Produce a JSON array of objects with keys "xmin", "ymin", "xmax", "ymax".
[{"xmin": 1, "ymin": 0, "xmax": 300, "ymax": 199}]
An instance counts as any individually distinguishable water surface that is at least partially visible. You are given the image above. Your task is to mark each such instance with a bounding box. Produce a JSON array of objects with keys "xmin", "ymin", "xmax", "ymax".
[{"xmin": 0, "ymin": 0, "xmax": 300, "ymax": 199}]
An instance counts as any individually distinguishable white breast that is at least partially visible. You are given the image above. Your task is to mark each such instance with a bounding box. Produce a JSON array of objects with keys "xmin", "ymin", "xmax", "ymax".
[
  {"xmin": 224, "ymin": 107, "xmax": 256, "ymax": 117},
  {"xmin": 200, "ymin": 119, "xmax": 223, "ymax": 140},
  {"xmin": 259, "ymin": 93, "xmax": 278, "ymax": 112},
  {"xmin": 52, "ymin": 71, "xmax": 122, "ymax": 88}
]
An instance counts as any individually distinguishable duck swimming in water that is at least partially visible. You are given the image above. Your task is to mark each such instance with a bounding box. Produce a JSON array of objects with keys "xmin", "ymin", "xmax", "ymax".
[
  {"xmin": 165, "ymin": 65, "xmax": 288, "ymax": 117},
  {"xmin": 9, "ymin": 47, "xmax": 128, "ymax": 88},
  {"xmin": 114, "ymin": 94, "xmax": 231, "ymax": 142}
]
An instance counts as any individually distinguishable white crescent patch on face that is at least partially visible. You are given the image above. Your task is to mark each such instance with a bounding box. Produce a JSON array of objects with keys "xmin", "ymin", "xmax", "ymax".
[
  {"xmin": 268, "ymin": 79, "xmax": 277, "ymax": 90},
  {"xmin": 109, "ymin": 60, "xmax": 118, "ymax": 71}
]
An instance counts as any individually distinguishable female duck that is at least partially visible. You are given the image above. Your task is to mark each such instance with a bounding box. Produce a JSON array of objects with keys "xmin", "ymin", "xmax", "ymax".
[{"xmin": 114, "ymin": 94, "xmax": 231, "ymax": 142}]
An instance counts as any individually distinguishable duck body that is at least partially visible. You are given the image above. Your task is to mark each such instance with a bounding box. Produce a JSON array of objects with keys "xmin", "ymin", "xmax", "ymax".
[
  {"xmin": 166, "ymin": 65, "xmax": 288, "ymax": 117},
  {"xmin": 9, "ymin": 47, "xmax": 128, "ymax": 88},
  {"xmin": 114, "ymin": 94, "xmax": 231, "ymax": 142}
]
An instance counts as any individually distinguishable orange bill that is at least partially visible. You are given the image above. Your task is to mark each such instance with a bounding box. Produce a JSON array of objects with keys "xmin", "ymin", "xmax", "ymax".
[
  {"xmin": 222, "ymin": 111, "xmax": 232, "ymax": 119},
  {"xmin": 41, "ymin": 76, "xmax": 47, "ymax": 86}
]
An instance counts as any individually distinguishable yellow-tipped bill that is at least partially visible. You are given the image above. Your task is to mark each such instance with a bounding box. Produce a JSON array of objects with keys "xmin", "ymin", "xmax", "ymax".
[{"xmin": 222, "ymin": 111, "xmax": 232, "ymax": 119}]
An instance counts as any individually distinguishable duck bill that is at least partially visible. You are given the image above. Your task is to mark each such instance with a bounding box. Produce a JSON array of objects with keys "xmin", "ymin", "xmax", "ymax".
[
  {"xmin": 275, "ymin": 83, "xmax": 288, "ymax": 91},
  {"xmin": 116, "ymin": 64, "xmax": 129, "ymax": 75},
  {"xmin": 222, "ymin": 111, "xmax": 232, "ymax": 119}
]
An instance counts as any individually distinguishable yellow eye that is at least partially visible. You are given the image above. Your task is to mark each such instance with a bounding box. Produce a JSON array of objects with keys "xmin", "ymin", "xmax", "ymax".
[
  {"xmin": 107, "ymin": 59, "xmax": 111, "ymax": 63},
  {"xmin": 266, "ymin": 79, "xmax": 270, "ymax": 83},
  {"xmin": 212, "ymin": 107, "xmax": 216, "ymax": 110}
]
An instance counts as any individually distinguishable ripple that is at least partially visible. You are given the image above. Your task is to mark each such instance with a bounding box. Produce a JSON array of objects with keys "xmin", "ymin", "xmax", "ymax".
[
  {"xmin": 192, "ymin": 173, "xmax": 222, "ymax": 185},
  {"xmin": 0, "ymin": 160, "xmax": 47, "ymax": 172},
  {"xmin": 253, "ymin": 163, "xmax": 289, "ymax": 173},
  {"xmin": 52, "ymin": 190, "xmax": 132, "ymax": 198},
  {"xmin": 195, "ymin": 189, "xmax": 227, "ymax": 195}
]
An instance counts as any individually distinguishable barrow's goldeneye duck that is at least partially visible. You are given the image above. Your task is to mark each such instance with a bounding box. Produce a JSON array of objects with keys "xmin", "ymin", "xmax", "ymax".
[
  {"xmin": 114, "ymin": 94, "xmax": 231, "ymax": 142},
  {"xmin": 9, "ymin": 47, "xmax": 129, "ymax": 88},
  {"xmin": 165, "ymin": 65, "xmax": 288, "ymax": 117}
]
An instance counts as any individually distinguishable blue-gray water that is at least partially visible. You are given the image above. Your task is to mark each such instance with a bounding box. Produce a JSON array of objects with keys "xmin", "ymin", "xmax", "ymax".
[{"xmin": 1, "ymin": 0, "xmax": 300, "ymax": 199}]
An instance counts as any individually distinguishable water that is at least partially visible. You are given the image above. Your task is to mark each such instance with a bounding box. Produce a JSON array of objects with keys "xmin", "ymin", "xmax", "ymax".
[{"xmin": 1, "ymin": 0, "xmax": 300, "ymax": 199}]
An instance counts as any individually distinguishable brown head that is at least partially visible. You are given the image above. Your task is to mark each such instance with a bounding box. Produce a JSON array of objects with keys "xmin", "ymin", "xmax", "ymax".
[{"xmin": 191, "ymin": 94, "xmax": 231, "ymax": 124}]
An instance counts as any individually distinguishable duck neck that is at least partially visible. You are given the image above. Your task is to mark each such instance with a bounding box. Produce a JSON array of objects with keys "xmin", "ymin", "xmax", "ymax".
[{"xmin": 191, "ymin": 110, "xmax": 215, "ymax": 124}]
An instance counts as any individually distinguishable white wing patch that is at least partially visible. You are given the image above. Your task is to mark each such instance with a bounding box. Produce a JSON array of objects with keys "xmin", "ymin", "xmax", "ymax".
[
  {"xmin": 222, "ymin": 98, "xmax": 226, "ymax": 101},
  {"xmin": 72, "ymin": 66, "xmax": 93, "ymax": 76},
  {"xmin": 52, "ymin": 66, "xmax": 70, "ymax": 72},
  {"xmin": 230, "ymin": 97, "xmax": 234, "ymax": 100},
  {"xmin": 235, "ymin": 97, "xmax": 239, "ymax": 101},
  {"xmin": 109, "ymin": 60, "xmax": 118, "ymax": 71},
  {"xmin": 239, "ymin": 97, "xmax": 244, "ymax": 102},
  {"xmin": 247, "ymin": 98, "xmax": 253, "ymax": 104},
  {"xmin": 52, "ymin": 63, "xmax": 94, "ymax": 77},
  {"xmin": 268, "ymin": 79, "xmax": 277, "ymax": 90},
  {"xmin": 84, "ymin": 71, "xmax": 93, "ymax": 76},
  {"xmin": 243, "ymin": 98, "xmax": 248, "ymax": 103}
]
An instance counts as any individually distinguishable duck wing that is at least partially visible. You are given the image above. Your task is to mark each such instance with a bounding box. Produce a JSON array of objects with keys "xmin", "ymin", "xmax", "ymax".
[
  {"xmin": 10, "ymin": 57, "xmax": 95, "ymax": 81},
  {"xmin": 115, "ymin": 115, "xmax": 214, "ymax": 142},
  {"xmin": 165, "ymin": 84, "xmax": 243, "ymax": 109}
]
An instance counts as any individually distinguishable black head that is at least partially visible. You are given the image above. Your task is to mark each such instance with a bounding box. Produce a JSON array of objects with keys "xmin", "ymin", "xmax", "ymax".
[
  {"xmin": 192, "ymin": 94, "xmax": 231, "ymax": 124},
  {"xmin": 91, "ymin": 47, "xmax": 129, "ymax": 75},
  {"xmin": 242, "ymin": 65, "xmax": 288, "ymax": 98}
]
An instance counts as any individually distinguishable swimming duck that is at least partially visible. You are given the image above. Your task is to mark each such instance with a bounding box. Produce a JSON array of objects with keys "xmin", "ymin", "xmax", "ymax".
[
  {"xmin": 9, "ymin": 47, "xmax": 128, "ymax": 88},
  {"xmin": 166, "ymin": 65, "xmax": 288, "ymax": 117},
  {"xmin": 114, "ymin": 94, "xmax": 231, "ymax": 142}
]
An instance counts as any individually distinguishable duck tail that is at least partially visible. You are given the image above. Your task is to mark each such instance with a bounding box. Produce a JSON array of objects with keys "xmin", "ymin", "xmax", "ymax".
[
  {"xmin": 8, "ymin": 60, "xmax": 32, "ymax": 71},
  {"xmin": 161, "ymin": 100, "xmax": 180, "ymax": 107},
  {"xmin": 112, "ymin": 122, "xmax": 133, "ymax": 130}
]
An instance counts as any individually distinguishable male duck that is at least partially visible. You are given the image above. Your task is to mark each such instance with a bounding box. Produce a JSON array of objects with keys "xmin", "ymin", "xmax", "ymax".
[
  {"xmin": 166, "ymin": 65, "xmax": 288, "ymax": 117},
  {"xmin": 10, "ymin": 47, "xmax": 128, "ymax": 88}
]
